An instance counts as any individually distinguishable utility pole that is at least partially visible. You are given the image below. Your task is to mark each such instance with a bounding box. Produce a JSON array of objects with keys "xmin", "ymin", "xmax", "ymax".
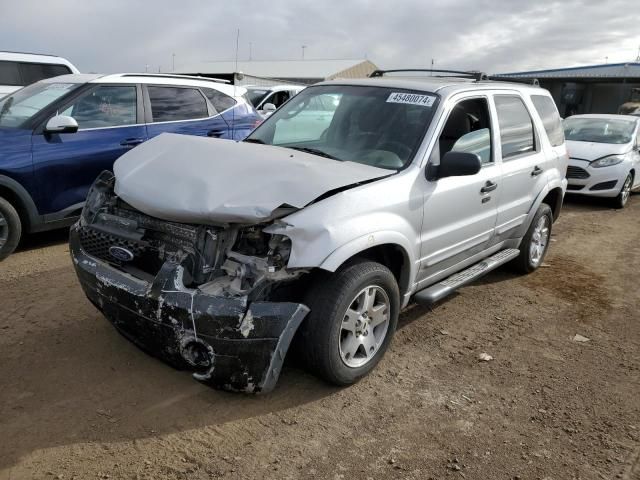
[
  {"xmin": 302, "ymin": 45, "xmax": 307, "ymax": 60},
  {"xmin": 636, "ymin": 44, "xmax": 640, "ymax": 62},
  {"xmin": 249, "ymin": 42, "xmax": 252, "ymax": 61},
  {"xmin": 145, "ymin": 64, "xmax": 149, "ymax": 73},
  {"xmin": 172, "ymin": 53, "xmax": 175, "ymax": 71}
]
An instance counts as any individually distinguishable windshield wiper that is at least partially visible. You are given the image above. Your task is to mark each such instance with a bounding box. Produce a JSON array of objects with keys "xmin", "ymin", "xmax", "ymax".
[
  {"xmin": 287, "ymin": 146, "xmax": 341, "ymax": 161},
  {"xmin": 243, "ymin": 138, "xmax": 265, "ymax": 144}
]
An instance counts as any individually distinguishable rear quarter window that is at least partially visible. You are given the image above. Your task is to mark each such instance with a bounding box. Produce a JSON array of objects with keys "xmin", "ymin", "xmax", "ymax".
[
  {"xmin": 0, "ymin": 61, "xmax": 22, "ymax": 86},
  {"xmin": 531, "ymin": 95, "xmax": 564, "ymax": 147},
  {"xmin": 202, "ymin": 88, "xmax": 237, "ymax": 113}
]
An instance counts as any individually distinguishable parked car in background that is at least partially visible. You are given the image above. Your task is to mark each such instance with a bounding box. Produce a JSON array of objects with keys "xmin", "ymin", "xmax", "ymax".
[
  {"xmin": 0, "ymin": 73, "xmax": 261, "ymax": 259},
  {"xmin": 0, "ymin": 51, "xmax": 79, "ymax": 98},
  {"xmin": 564, "ymin": 114, "xmax": 640, "ymax": 208},
  {"xmin": 69, "ymin": 69, "xmax": 567, "ymax": 393},
  {"xmin": 245, "ymin": 84, "xmax": 306, "ymax": 117}
]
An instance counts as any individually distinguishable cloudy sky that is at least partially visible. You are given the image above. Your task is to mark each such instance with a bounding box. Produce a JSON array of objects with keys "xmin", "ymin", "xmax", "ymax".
[{"xmin": 1, "ymin": 0, "xmax": 639, "ymax": 74}]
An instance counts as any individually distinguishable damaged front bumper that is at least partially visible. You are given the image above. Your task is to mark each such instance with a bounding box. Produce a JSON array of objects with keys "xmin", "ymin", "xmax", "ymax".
[{"xmin": 70, "ymin": 227, "xmax": 309, "ymax": 393}]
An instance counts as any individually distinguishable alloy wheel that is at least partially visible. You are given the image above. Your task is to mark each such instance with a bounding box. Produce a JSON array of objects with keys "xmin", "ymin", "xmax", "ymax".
[
  {"xmin": 339, "ymin": 285, "xmax": 390, "ymax": 368},
  {"xmin": 529, "ymin": 215, "xmax": 550, "ymax": 266}
]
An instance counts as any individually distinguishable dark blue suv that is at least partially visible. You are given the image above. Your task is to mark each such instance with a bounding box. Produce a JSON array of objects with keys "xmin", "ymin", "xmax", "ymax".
[{"xmin": 0, "ymin": 73, "xmax": 261, "ymax": 259}]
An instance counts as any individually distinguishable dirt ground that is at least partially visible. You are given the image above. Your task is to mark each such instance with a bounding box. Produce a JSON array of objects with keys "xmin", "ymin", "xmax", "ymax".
[{"xmin": 1, "ymin": 195, "xmax": 639, "ymax": 480}]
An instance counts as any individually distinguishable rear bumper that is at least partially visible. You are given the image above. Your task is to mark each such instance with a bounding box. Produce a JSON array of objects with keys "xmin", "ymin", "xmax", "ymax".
[{"xmin": 69, "ymin": 226, "xmax": 308, "ymax": 393}]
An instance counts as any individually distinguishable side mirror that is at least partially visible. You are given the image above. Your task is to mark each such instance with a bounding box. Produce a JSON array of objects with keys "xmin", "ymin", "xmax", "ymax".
[
  {"xmin": 432, "ymin": 151, "xmax": 482, "ymax": 179},
  {"xmin": 45, "ymin": 115, "xmax": 78, "ymax": 134},
  {"xmin": 261, "ymin": 103, "xmax": 277, "ymax": 114}
]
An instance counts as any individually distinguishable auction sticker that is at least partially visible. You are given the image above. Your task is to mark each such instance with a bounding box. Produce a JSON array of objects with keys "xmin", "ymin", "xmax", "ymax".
[{"xmin": 387, "ymin": 92, "xmax": 435, "ymax": 107}]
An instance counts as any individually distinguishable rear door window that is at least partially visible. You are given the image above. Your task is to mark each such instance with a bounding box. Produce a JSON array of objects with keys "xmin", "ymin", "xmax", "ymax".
[
  {"xmin": 202, "ymin": 88, "xmax": 237, "ymax": 113},
  {"xmin": 531, "ymin": 95, "xmax": 564, "ymax": 147},
  {"xmin": 148, "ymin": 86, "xmax": 209, "ymax": 122},
  {"xmin": 494, "ymin": 95, "xmax": 536, "ymax": 159},
  {"xmin": 0, "ymin": 61, "xmax": 22, "ymax": 86}
]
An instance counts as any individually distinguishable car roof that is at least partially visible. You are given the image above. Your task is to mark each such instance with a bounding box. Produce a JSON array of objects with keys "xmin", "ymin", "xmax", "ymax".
[
  {"xmin": 245, "ymin": 84, "xmax": 306, "ymax": 92},
  {"xmin": 566, "ymin": 114, "xmax": 640, "ymax": 122},
  {"xmin": 0, "ymin": 51, "xmax": 80, "ymax": 73},
  {"xmin": 41, "ymin": 73, "xmax": 245, "ymax": 97},
  {"xmin": 314, "ymin": 75, "xmax": 545, "ymax": 98}
]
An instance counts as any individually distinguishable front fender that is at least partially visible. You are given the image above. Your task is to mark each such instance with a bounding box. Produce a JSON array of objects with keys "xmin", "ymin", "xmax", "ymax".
[{"xmin": 318, "ymin": 230, "xmax": 414, "ymax": 271}]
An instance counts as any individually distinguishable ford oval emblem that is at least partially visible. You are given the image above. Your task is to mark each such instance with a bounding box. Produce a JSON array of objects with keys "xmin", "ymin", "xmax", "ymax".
[{"xmin": 109, "ymin": 246, "xmax": 134, "ymax": 262}]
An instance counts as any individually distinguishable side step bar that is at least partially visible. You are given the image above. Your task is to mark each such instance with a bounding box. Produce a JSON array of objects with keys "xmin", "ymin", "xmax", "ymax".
[{"xmin": 413, "ymin": 248, "xmax": 520, "ymax": 305}]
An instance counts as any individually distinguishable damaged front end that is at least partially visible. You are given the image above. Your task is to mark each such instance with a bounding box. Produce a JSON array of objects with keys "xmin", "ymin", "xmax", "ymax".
[{"xmin": 70, "ymin": 171, "xmax": 309, "ymax": 393}]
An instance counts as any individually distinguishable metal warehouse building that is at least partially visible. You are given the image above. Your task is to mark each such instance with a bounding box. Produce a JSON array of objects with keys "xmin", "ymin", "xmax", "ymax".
[
  {"xmin": 498, "ymin": 62, "xmax": 640, "ymax": 117},
  {"xmin": 173, "ymin": 58, "xmax": 378, "ymax": 86}
]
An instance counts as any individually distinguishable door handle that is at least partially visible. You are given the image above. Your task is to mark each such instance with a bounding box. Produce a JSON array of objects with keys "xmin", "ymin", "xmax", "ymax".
[
  {"xmin": 480, "ymin": 181, "xmax": 497, "ymax": 193},
  {"xmin": 207, "ymin": 129, "xmax": 226, "ymax": 138},
  {"xmin": 531, "ymin": 166, "xmax": 544, "ymax": 177},
  {"xmin": 120, "ymin": 138, "xmax": 145, "ymax": 147}
]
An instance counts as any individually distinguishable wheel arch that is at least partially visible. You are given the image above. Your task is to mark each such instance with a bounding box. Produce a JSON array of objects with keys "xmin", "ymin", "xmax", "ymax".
[
  {"xmin": 318, "ymin": 233, "xmax": 415, "ymax": 297},
  {"xmin": 0, "ymin": 175, "xmax": 40, "ymax": 233},
  {"xmin": 541, "ymin": 186, "xmax": 564, "ymax": 222}
]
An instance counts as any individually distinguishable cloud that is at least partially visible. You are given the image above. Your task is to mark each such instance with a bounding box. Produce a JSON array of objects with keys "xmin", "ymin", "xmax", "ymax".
[{"xmin": 0, "ymin": 0, "xmax": 638, "ymax": 74}]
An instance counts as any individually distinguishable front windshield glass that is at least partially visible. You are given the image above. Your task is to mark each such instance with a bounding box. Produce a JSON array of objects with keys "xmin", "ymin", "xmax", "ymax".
[
  {"xmin": 0, "ymin": 82, "xmax": 81, "ymax": 128},
  {"xmin": 246, "ymin": 85, "xmax": 439, "ymax": 169},
  {"xmin": 246, "ymin": 88, "xmax": 270, "ymax": 107},
  {"xmin": 563, "ymin": 117, "xmax": 636, "ymax": 144}
]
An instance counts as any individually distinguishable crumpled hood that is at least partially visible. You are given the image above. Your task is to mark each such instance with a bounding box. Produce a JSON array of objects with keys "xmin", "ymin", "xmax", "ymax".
[
  {"xmin": 114, "ymin": 133, "xmax": 391, "ymax": 224},
  {"xmin": 566, "ymin": 139, "xmax": 631, "ymax": 162}
]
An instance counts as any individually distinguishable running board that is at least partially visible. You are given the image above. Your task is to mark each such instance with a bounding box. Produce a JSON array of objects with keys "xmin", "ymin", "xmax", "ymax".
[{"xmin": 413, "ymin": 248, "xmax": 520, "ymax": 304}]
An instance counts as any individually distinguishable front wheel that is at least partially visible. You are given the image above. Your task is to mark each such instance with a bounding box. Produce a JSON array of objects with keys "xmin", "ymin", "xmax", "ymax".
[
  {"xmin": 613, "ymin": 173, "xmax": 633, "ymax": 209},
  {"xmin": 298, "ymin": 259, "xmax": 400, "ymax": 386},
  {"xmin": 0, "ymin": 196, "xmax": 22, "ymax": 261},
  {"xmin": 512, "ymin": 203, "xmax": 553, "ymax": 274}
]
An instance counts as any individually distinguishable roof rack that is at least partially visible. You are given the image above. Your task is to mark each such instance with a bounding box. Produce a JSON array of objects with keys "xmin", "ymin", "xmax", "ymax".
[
  {"xmin": 370, "ymin": 69, "xmax": 489, "ymax": 81},
  {"xmin": 119, "ymin": 73, "xmax": 231, "ymax": 84},
  {"xmin": 485, "ymin": 75, "xmax": 540, "ymax": 86},
  {"xmin": 369, "ymin": 69, "xmax": 540, "ymax": 86}
]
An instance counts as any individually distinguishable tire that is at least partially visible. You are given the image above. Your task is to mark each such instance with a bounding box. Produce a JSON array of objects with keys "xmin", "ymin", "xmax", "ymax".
[
  {"xmin": 613, "ymin": 173, "xmax": 633, "ymax": 209},
  {"xmin": 512, "ymin": 203, "xmax": 553, "ymax": 274},
  {"xmin": 298, "ymin": 259, "xmax": 400, "ymax": 386},
  {"xmin": 0, "ymin": 196, "xmax": 21, "ymax": 261}
]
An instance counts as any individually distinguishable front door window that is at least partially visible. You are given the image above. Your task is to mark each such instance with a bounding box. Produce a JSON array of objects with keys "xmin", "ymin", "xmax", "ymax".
[{"xmin": 60, "ymin": 85, "xmax": 137, "ymax": 129}]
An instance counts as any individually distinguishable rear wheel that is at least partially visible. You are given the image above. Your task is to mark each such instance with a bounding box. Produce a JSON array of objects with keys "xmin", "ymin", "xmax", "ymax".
[
  {"xmin": 613, "ymin": 173, "xmax": 633, "ymax": 209},
  {"xmin": 0, "ymin": 196, "xmax": 22, "ymax": 261},
  {"xmin": 512, "ymin": 203, "xmax": 553, "ymax": 274},
  {"xmin": 298, "ymin": 259, "xmax": 400, "ymax": 386}
]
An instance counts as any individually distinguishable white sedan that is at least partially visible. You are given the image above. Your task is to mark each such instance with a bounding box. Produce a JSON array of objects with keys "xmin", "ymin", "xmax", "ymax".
[{"xmin": 564, "ymin": 114, "xmax": 640, "ymax": 208}]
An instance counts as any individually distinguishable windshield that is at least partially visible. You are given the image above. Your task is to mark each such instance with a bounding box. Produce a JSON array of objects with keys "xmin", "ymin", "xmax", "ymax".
[
  {"xmin": 0, "ymin": 81, "xmax": 81, "ymax": 128},
  {"xmin": 563, "ymin": 117, "xmax": 636, "ymax": 144},
  {"xmin": 246, "ymin": 88, "xmax": 270, "ymax": 107},
  {"xmin": 246, "ymin": 85, "xmax": 438, "ymax": 169}
]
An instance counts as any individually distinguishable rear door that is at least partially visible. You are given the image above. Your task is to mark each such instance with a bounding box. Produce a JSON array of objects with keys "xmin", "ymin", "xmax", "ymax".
[
  {"xmin": 491, "ymin": 93, "xmax": 549, "ymax": 241},
  {"xmin": 31, "ymin": 83, "xmax": 146, "ymax": 216},
  {"xmin": 143, "ymin": 85, "xmax": 230, "ymax": 139}
]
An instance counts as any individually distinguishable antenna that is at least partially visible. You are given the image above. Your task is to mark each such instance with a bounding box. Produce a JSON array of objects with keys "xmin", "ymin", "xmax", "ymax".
[
  {"xmin": 636, "ymin": 44, "xmax": 640, "ymax": 62},
  {"xmin": 302, "ymin": 45, "xmax": 307, "ymax": 60}
]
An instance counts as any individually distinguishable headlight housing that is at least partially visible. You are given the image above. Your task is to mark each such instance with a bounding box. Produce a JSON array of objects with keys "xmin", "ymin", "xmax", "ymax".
[{"xmin": 590, "ymin": 155, "xmax": 625, "ymax": 168}]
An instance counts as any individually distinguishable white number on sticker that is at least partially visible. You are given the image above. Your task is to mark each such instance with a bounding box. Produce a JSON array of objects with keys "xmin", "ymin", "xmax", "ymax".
[{"xmin": 387, "ymin": 92, "xmax": 435, "ymax": 107}]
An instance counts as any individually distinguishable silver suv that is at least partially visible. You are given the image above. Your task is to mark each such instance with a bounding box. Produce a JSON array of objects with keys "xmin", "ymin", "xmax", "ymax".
[{"xmin": 70, "ymin": 69, "xmax": 568, "ymax": 393}]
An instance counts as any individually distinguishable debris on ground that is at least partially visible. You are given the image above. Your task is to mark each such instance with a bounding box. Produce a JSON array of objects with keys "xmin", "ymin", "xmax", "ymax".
[
  {"xmin": 478, "ymin": 352, "xmax": 494, "ymax": 361},
  {"xmin": 572, "ymin": 334, "xmax": 591, "ymax": 343}
]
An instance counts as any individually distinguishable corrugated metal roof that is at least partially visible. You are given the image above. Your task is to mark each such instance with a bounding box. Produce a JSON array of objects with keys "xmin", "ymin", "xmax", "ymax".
[
  {"xmin": 496, "ymin": 62, "xmax": 640, "ymax": 79},
  {"xmin": 174, "ymin": 59, "xmax": 375, "ymax": 79}
]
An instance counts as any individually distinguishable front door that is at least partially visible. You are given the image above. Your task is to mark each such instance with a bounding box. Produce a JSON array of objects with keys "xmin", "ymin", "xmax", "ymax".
[
  {"xmin": 32, "ymin": 83, "xmax": 145, "ymax": 216},
  {"xmin": 418, "ymin": 96, "xmax": 500, "ymax": 285}
]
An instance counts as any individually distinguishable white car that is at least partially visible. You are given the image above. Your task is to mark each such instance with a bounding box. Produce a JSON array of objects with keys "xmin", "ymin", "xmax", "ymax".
[
  {"xmin": 245, "ymin": 84, "xmax": 306, "ymax": 116},
  {"xmin": 0, "ymin": 51, "xmax": 79, "ymax": 98},
  {"xmin": 564, "ymin": 114, "xmax": 640, "ymax": 208}
]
